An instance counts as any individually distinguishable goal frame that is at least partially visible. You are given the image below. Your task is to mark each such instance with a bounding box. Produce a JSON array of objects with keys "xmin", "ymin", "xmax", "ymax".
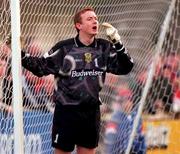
[
  {"xmin": 125, "ymin": 0, "xmax": 176, "ymax": 153},
  {"xmin": 10, "ymin": 0, "xmax": 24, "ymax": 153}
]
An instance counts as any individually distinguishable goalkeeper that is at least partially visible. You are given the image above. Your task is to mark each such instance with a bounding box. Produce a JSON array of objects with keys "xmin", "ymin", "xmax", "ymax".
[{"xmin": 21, "ymin": 7, "xmax": 134, "ymax": 154}]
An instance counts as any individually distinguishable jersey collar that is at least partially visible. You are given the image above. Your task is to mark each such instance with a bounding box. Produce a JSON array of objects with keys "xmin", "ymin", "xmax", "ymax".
[{"xmin": 74, "ymin": 35, "xmax": 97, "ymax": 48}]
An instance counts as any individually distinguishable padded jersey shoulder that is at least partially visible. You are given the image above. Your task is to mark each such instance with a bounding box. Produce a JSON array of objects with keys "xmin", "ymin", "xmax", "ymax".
[
  {"xmin": 53, "ymin": 37, "xmax": 110, "ymax": 50},
  {"xmin": 96, "ymin": 38, "xmax": 112, "ymax": 51},
  {"xmin": 49, "ymin": 37, "xmax": 111, "ymax": 55},
  {"xmin": 96, "ymin": 38, "xmax": 110, "ymax": 45},
  {"xmin": 52, "ymin": 38, "xmax": 75, "ymax": 50},
  {"xmin": 47, "ymin": 38, "xmax": 75, "ymax": 56}
]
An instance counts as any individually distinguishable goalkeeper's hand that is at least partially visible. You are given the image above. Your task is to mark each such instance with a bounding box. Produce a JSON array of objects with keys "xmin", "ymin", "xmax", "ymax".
[{"xmin": 102, "ymin": 22, "xmax": 121, "ymax": 44}]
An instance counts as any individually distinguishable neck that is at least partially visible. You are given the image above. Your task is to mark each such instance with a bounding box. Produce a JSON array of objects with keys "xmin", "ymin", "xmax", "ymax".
[{"xmin": 78, "ymin": 32, "xmax": 95, "ymax": 46}]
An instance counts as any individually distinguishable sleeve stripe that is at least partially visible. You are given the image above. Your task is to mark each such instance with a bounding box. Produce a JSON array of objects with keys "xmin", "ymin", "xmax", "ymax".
[
  {"xmin": 43, "ymin": 49, "xmax": 59, "ymax": 58},
  {"xmin": 116, "ymin": 47, "xmax": 125, "ymax": 53}
]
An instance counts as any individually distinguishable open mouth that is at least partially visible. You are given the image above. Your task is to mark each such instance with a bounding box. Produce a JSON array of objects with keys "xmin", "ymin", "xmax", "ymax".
[{"xmin": 92, "ymin": 26, "xmax": 97, "ymax": 30}]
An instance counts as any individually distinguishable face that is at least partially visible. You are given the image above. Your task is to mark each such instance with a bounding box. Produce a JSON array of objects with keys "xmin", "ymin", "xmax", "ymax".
[{"xmin": 76, "ymin": 11, "xmax": 99, "ymax": 36}]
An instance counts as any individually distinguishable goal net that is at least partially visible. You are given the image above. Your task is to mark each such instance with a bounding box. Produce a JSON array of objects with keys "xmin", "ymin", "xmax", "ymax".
[{"xmin": 0, "ymin": 0, "xmax": 179, "ymax": 154}]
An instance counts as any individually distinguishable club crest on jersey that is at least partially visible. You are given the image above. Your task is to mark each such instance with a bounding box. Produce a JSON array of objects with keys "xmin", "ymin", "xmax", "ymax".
[{"xmin": 84, "ymin": 53, "xmax": 92, "ymax": 63}]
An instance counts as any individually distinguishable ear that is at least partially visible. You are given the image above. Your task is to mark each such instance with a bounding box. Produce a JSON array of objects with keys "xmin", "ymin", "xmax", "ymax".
[{"xmin": 75, "ymin": 23, "xmax": 82, "ymax": 31}]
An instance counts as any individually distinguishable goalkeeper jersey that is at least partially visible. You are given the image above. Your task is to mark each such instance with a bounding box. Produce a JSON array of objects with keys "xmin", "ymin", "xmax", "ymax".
[{"xmin": 22, "ymin": 35, "xmax": 134, "ymax": 106}]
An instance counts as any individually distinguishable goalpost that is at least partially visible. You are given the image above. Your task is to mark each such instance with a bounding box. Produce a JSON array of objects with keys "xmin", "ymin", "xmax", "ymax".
[
  {"xmin": 0, "ymin": 0, "xmax": 179, "ymax": 154},
  {"xmin": 125, "ymin": 0, "xmax": 176, "ymax": 153},
  {"xmin": 10, "ymin": 0, "xmax": 24, "ymax": 154}
]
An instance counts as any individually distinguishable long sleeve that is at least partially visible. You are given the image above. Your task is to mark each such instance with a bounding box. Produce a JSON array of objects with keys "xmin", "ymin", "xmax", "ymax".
[
  {"xmin": 21, "ymin": 46, "xmax": 64, "ymax": 77},
  {"xmin": 107, "ymin": 42, "xmax": 134, "ymax": 75}
]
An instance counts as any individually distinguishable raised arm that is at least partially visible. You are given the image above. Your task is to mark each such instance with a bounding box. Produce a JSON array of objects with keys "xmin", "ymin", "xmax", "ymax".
[{"xmin": 102, "ymin": 22, "xmax": 134, "ymax": 75}]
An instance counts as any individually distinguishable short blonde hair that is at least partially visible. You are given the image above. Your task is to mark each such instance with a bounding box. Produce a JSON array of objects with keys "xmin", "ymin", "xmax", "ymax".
[{"xmin": 74, "ymin": 7, "xmax": 95, "ymax": 32}]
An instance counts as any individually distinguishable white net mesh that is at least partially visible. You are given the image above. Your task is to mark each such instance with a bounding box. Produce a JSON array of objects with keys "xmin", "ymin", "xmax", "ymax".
[{"xmin": 0, "ymin": 0, "xmax": 180, "ymax": 153}]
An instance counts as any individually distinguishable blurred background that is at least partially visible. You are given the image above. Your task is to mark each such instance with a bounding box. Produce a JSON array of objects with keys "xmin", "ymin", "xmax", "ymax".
[{"xmin": 0, "ymin": 0, "xmax": 180, "ymax": 153}]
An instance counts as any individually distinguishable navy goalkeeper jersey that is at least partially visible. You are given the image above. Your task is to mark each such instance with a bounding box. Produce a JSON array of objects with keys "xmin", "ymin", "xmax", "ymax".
[{"xmin": 22, "ymin": 35, "xmax": 134, "ymax": 106}]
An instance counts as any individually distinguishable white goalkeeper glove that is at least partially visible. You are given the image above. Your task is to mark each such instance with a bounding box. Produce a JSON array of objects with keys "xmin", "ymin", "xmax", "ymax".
[{"xmin": 102, "ymin": 22, "xmax": 121, "ymax": 44}]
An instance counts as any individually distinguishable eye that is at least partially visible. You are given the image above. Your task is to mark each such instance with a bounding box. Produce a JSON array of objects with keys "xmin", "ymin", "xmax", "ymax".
[{"xmin": 87, "ymin": 17, "xmax": 92, "ymax": 21}]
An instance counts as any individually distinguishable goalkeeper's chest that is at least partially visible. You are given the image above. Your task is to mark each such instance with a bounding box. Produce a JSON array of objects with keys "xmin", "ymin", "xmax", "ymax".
[{"xmin": 64, "ymin": 47, "xmax": 107, "ymax": 71}]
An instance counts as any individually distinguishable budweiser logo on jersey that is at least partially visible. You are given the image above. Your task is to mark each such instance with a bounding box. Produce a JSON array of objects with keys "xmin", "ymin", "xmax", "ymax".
[{"xmin": 71, "ymin": 69, "xmax": 103, "ymax": 77}]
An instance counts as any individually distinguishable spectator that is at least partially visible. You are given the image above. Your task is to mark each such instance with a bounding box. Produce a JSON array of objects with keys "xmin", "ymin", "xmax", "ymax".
[
  {"xmin": 145, "ymin": 64, "xmax": 174, "ymax": 114},
  {"xmin": 104, "ymin": 88, "xmax": 146, "ymax": 154},
  {"xmin": 1, "ymin": 35, "xmax": 54, "ymax": 113},
  {"xmin": 172, "ymin": 70, "xmax": 180, "ymax": 118},
  {"xmin": 0, "ymin": 41, "xmax": 13, "ymax": 113},
  {"xmin": 22, "ymin": 37, "xmax": 54, "ymax": 111},
  {"xmin": 164, "ymin": 52, "xmax": 179, "ymax": 81}
]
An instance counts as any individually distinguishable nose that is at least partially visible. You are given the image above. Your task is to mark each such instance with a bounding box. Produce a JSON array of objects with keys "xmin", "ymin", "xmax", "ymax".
[{"xmin": 93, "ymin": 19, "xmax": 98, "ymax": 24}]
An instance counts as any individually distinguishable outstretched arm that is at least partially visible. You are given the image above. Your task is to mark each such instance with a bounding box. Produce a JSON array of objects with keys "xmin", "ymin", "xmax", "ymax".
[
  {"xmin": 21, "ymin": 45, "xmax": 62, "ymax": 77},
  {"xmin": 6, "ymin": 35, "xmax": 61, "ymax": 77}
]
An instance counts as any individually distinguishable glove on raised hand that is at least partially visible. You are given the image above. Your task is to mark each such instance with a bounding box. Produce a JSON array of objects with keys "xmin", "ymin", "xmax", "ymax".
[{"xmin": 102, "ymin": 22, "xmax": 121, "ymax": 44}]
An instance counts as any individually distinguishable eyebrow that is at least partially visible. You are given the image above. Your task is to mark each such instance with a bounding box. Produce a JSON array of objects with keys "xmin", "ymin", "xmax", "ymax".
[{"xmin": 87, "ymin": 16, "xmax": 98, "ymax": 19}]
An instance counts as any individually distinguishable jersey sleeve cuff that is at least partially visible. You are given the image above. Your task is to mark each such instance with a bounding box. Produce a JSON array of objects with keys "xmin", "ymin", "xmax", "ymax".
[
  {"xmin": 21, "ymin": 50, "xmax": 30, "ymax": 60},
  {"xmin": 114, "ymin": 42, "xmax": 125, "ymax": 53}
]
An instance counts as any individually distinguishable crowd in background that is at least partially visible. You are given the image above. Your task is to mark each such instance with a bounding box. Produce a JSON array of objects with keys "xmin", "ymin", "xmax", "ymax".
[
  {"xmin": 142, "ymin": 52, "xmax": 180, "ymax": 119},
  {"xmin": 0, "ymin": 35, "xmax": 179, "ymax": 122},
  {"xmin": 0, "ymin": 37, "xmax": 54, "ymax": 113},
  {"xmin": 99, "ymin": 51, "xmax": 180, "ymax": 153},
  {"xmin": 100, "ymin": 51, "xmax": 180, "ymax": 122},
  {"xmin": 0, "ymin": 37, "xmax": 179, "ymax": 153}
]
